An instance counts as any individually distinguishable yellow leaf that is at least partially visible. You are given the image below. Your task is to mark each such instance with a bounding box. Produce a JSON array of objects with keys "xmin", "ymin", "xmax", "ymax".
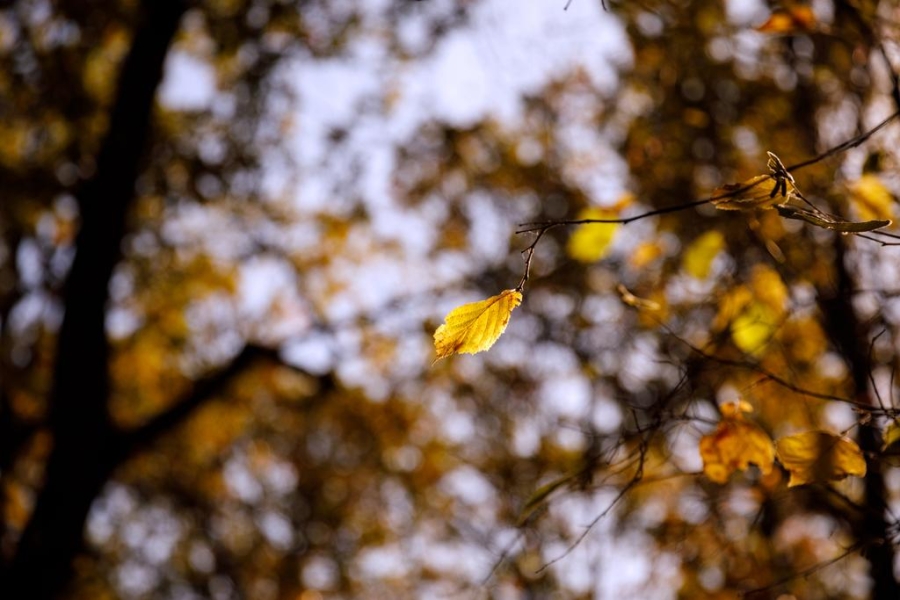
[
  {"xmin": 731, "ymin": 301, "xmax": 778, "ymax": 356},
  {"xmin": 682, "ymin": 230, "xmax": 725, "ymax": 279},
  {"xmin": 850, "ymin": 174, "xmax": 895, "ymax": 223},
  {"xmin": 699, "ymin": 401, "xmax": 775, "ymax": 484},
  {"xmin": 566, "ymin": 207, "xmax": 620, "ymax": 263},
  {"xmin": 714, "ymin": 266, "xmax": 786, "ymax": 356},
  {"xmin": 775, "ymin": 431, "xmax": 866, "ymax": 487},
  {"xmin": 433, "ymin": 289, "xmax": 522, "ymax": 360}
]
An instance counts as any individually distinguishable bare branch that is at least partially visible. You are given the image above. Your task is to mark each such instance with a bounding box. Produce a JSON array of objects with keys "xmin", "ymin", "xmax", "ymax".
[{"xmin": 741, "ymin": 542, "xmax": 864, "ymax": 598}]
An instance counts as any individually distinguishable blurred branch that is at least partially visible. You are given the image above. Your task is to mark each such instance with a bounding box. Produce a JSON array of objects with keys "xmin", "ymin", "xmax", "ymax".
[
  {"xmin": 535, "ymin": 435, "xmax": 647, "ymax": 574},
  {"xmin": 630, "ymin": 307, "xmax": 891, "ymax": 414},
  {"xmin": 115, "ymin": 344, "xmax": 326, "ymax": 457},
  {"xmin": 742, "ymin": 541, "xmax": 865, "ymax": 598}
]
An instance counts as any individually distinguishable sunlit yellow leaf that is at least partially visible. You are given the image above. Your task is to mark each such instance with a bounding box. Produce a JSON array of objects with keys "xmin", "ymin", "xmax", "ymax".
[
  {"xmin": 566, "ymin": 207, "xmax": 620, "ymax": 263},
  {"xmin": 433, "ymin": 289, "xmax": 522, "ymax": 360},
  {"xmin": 683, "ymin": 230, "xmax": 725, "ymax": 279},
  {"xmin": 700, "ymin": 401, "xmax": 775, "ymax": 484},
  {"xmin": 775, "ymin": 431, "xmax": 866, "ymax": 487},
  {"xmin": 850, "ymin": 174, "xmax": 895, "ymax": 223},
  {"xmin": 713, "ymin": 175, "xmax": 792, "ymax": 211}
]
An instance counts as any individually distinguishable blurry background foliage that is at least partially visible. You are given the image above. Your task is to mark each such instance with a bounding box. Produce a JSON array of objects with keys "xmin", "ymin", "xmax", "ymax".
[{"xmin": 2, "ymin": 0, "xmax": 900, "ymax": 598}]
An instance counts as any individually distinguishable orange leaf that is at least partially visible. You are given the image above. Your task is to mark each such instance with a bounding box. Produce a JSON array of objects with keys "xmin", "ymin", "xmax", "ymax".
[
  {"xmin": 756, "ymin": 6, "xmax": 817, "ymax": 34},
  {"xmin": 700, "ymin": 401, "xmax": 775, "ymax": 484}
]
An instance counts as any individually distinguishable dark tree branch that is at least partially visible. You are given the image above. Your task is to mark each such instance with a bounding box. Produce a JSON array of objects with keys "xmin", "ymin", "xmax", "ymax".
[{"xmin": 115, "ymin": 344, "xmax": 285, "ymax": 457}]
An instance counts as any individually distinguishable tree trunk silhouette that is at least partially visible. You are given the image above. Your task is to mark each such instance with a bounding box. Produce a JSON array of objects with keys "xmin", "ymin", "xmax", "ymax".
[
  {"xmin": 0, "ymin": 1, "xmax": 186, "ymax": 597},
  {"xmin": 818, "ymin": 238, "xmax": 900, "ymax": 600}
]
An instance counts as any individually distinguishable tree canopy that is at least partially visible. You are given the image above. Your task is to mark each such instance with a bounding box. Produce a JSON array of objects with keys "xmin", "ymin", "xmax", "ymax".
[{"xmin": 3, "ymin": 0, "xmax": 900, "ymax": 598}]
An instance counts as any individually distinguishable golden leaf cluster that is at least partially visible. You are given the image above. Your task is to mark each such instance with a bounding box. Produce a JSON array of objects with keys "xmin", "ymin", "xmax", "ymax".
[{"xmin": 700, "ymin": 401, "xmax": 867, "ymax": 487}]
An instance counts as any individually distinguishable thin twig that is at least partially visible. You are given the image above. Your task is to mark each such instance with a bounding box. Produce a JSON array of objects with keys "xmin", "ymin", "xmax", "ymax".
[
  {"xmin": 785, "ymin": 109, "xmax": 900, "ymax": 171},
  {"xmin": 535, "ymin": 433, "xmax": 648, "ymax": 574},
  {"xmin": 516, "ymin": 225, "xmax": 553, "ymax": 290},
  {"xmin": 518, "ymin": 110, "xmax": 900, "ymax": 234},
  {"xmin": 740, "ymin": 542, "xmax": 864, "ymax": 598},
  {"xmin": 869, "ymin": 329, "xmax": 889, "ymax": 414},
  {"xmin": 654, "ymin": 320, "xmax": 893, "ymax": 414}
]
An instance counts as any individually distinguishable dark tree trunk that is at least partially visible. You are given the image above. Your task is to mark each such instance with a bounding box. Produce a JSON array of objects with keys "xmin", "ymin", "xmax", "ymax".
[
  {"xmin": 818, "ymin": 239, "xmax": 900, "ymax": 600},
  {"xmin": 0, "ymin": 1, "xmax": 185, "ymax": 597}
]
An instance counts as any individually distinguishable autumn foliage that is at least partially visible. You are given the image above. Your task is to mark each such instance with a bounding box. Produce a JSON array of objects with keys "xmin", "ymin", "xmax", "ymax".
[{"xmin": 4, "ymin": 0, "xmax": 900, "ymax": 599}]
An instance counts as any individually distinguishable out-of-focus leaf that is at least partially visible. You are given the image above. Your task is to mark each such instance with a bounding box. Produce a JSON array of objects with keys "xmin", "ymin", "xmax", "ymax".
[
  {"xmin": 750, "ymin": 264, "xmax": 788, "ymax": 311},
  {"xmin": 731, "ymin": 301, "xmax": 778, "ymax": 356},
  {"xmin": 714, "ymin": 266, "xmax": 786, "ymax": 356},
  {"xmin": 756, "ymin": 6, "xmax": 817, "ymax": 34},
  {"xmin": 566, "ymin": 207, "xmax": 620, "ymax": 262},
  {"xmin": 699, "ymin": 401, "xmax": 775, "ymax": 484},
  {"xmin": 882, "ymin": 420, "xmax": 900, "ymax": 453},
  {"xmin": 850, "ymin": 174, "xmax": 895, "ymax": 223},
  {"xmin": 775, "ymin": 204, "xmax": 890, "ymax": 233},
  {"xmin": 433, "ymin": 289, "xmax": 522, "ymax": 360},
  {"xmin": 518, "ymin": 473, "xmax": 574, "ymax": 525},
  {"xmin": 629, "ymin": 241, "xmax": 664, "ymax": 269},
  {"xmin": 775, "ymin": 431, "xmax": 866, "ymax": 487},
  {"xmin": 682, "ymin": 230, "xmax": 725, "ymax": 279},
  {"xmin": 617, "ymin": 284, "xmax": 662, "ymax": 311}
]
